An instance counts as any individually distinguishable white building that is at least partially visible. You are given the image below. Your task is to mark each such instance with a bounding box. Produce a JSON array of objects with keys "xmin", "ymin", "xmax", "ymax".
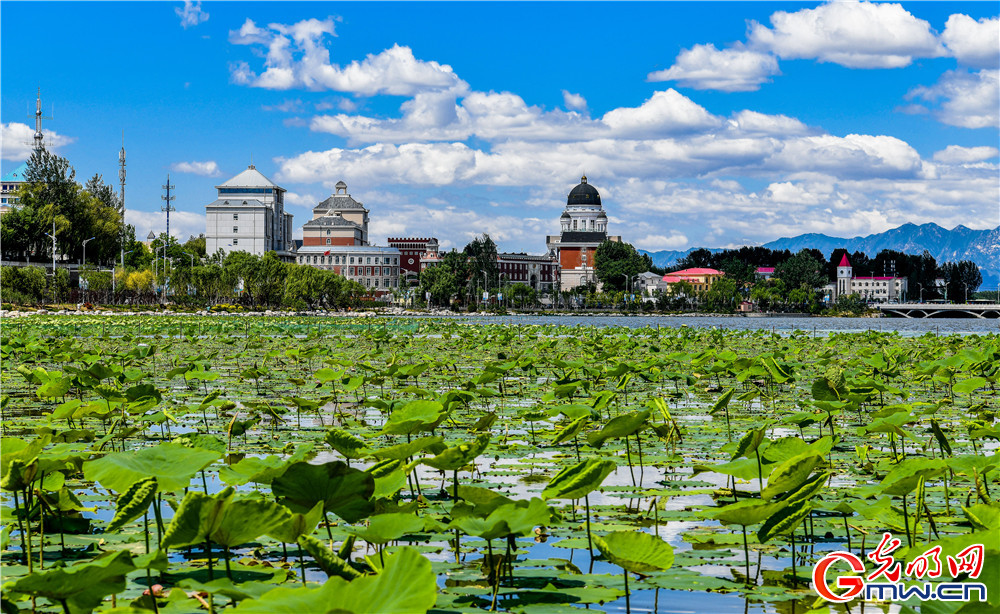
[
  {"xmin": 830, "ymin": 254, "xmax": 908, "ymax": 302},
  {"xmin": 206, "ymin": 164, "xmax": 294, "ymax": 261},
  {"xmin": 295, "ymin": 245, "xmax": 401, "ymax": 296}
]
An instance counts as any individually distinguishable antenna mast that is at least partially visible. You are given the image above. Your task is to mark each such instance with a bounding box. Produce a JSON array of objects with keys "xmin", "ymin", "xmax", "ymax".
[
  {"xmin": 28, "ymin": 87, "xmax": 53, "ymax": 154},
  {"xmin": 161, "ymin": 175, "xmax": 176, "ymax": 240}
]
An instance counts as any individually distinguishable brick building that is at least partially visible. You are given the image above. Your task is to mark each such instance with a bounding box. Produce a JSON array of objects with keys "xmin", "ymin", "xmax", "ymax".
[
  {"xmin": 388, "ymin": 237, "xmax": 439, "ymax": 285},
  {"xmin": 302, "ymin": 181, "xmax": 369, "ymax": 247},
  {"xmin": 545, "ymin": 176, "xmax": 621, "ymax": 289}
]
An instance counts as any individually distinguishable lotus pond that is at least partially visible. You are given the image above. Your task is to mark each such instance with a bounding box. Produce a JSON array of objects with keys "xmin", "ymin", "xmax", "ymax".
[{"xmin": 1, "ymin": 315, "xmax": 997, "ymax": 614}]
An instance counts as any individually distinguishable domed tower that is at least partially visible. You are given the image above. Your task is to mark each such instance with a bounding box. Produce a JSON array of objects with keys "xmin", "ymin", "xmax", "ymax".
[{"xmin": 545, "ymin": 176, "xmax": 621, "ymax": 290}]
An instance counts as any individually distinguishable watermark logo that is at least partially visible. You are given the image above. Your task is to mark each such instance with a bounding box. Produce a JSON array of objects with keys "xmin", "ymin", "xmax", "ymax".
[{"xmin": 812, "ymin": 532, "xmax": 987, "ymax": 603}]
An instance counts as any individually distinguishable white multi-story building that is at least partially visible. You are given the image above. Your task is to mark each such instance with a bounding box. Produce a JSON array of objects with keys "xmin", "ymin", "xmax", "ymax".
[
  {"xmin": 295, "ymin": 245, "xmax": 401, "ymax": 296},
  {"xmin": 206, "ymin": 164, "xmax": 294, "ymax": 261},
  {"xmin": 830, "ymin": 254, "xmax": 908, "ymax": 302}
]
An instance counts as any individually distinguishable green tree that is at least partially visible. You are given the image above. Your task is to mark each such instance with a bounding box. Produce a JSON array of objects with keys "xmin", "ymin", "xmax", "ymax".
[
  {"xmin": 184, "ymin": 235, "xmax": 207, "ymax": 258},
  {"xmin": 464, "ymin": 234, "xmax": 499, "ymax": 294},
  {"xmin": 701, "ymin": 276, "xmax": 740, "ymax": 312},
  {"xmin": 775, "ymin": 249, "xmax": 827, "ymax": 291},
  {"xmin": 594, "ymin": 240, "xmax": 645, "ymax": 291},
  {"xmin": 2, "ymin": 150, "xmax": 126, "ymax": 265},
  {"xmin": 674, "ymin": 247, "xmax": 715, "ymax": 270},
  {"xmin": 940, "ymin": 260, "xmax": 982, "ymax": 303}
]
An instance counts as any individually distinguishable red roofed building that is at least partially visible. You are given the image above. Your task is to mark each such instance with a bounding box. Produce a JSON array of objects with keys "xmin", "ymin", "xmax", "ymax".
[
  {"xmin": 832, "ymin": 254, "xmax": 907, "ymax": 302},
  {"xmin": 662, "ymin": 267, "xmax": 725, "ymax": 292}
]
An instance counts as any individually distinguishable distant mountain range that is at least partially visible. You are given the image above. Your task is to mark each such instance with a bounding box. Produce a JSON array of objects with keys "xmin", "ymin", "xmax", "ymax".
[{"xmin": 640, "ymin": 223, "xmax": 1000, "ymax": 289}]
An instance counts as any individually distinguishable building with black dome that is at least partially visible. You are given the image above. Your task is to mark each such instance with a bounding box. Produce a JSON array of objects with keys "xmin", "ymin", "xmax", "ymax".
[{"xmin": 545, "ymin": 176, "xmax": 621, "ymax": 290}]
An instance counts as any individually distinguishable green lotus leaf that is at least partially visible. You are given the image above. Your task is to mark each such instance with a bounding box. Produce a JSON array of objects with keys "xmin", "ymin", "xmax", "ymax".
[
  {"xmin": 211, "ymin": 496, "xmax": 295, "ymax": 548},
  {"xmin": 106, "ymin": 477, "xmax": 157, "ymax": 533},
  {"xmin": 761, "ymin": 453, "xmax": 823, "ymax": 500},
  {"xmin": 732, "ymin": 427, "xmax": 767, "ymax": 461},
  {"xmin": 324, "ymin": 428, "xmax": 370, "ymax": 459},
  {"xmin": 963, "ymin": 504, "xmax": 1000, "ymax": 532},
  {"xmin": 83, "ymin": 442, "xmax": 221, "ymax": 493},
  {"xmin": 953, "ymin": 376, "xmax": 987, "ymax": 396},
  {"xmin": 380, "ymin": 400, "xmax": 446, "ymax": 436},
  {"xmin": 368, "ymin": 436, "xmax": 445, "ymax": 461},
  {"xmin": 586, "ymin": 409, "xmax": 651, "ymax": 449},
  {"xmin": 234, "ymin": 546, "xmax": 435, "ymax": 613},
  {"xmin": 7, "ymin": 549, "xmax": 134, "ymax": 613},
  {"xmin": 551, "ymin": 415, "xmax": 589, "ymax": 446},
  {"xmin": 161, "ymin": 487, "xmax": 234, "ymax": 550},
  {"xmin": 709, "ymin": 388, "xmax": 735, "ymax": 415},
  {"xmin": 710, "ymin": 499, "xmax": 785, "ymax": 527},
  {"xmin": 298, "ymin": 534, "xmax": 362, "ymax": 581},
  {"xmin": 593, "ymin": 530, "xmax": 674, "ymax": 573},
  {"xmin": 350, "ymin": 512, "xmax": 425, "ymax": 544},
  {"xmin": 757, "ymin": 500, "xmax": 812, "ymax": 543},
  {"xmin": 542, "ymin": 458, "xmax": 616, "ymax": 501},
  {"xmin": 272, "ymin": 461, "xmax": 375, "ymax": 523},
  {"xmin": 878, "ymin": 458, "xmax": 947, "ymax": 496},
  {"xmin": 268, "ymin": 501, "xmax": 324, "ymax": 544},
  {"xmin": 422, "ymin": 433, "xmax": 490, "ymax": 471}
]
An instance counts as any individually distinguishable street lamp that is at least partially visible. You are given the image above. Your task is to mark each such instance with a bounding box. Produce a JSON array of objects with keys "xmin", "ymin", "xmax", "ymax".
[
  {"xmin": 82, "ymin": 236, "xmax": 96, "ymax": 269},
  {"xmin": 918, "ymin": 283, "xmax": 924, "ymax": 303}
]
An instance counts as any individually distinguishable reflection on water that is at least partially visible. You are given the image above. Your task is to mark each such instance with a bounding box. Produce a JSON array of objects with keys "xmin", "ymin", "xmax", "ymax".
[{"xmin": 404, "ymin": 313, "xmax": 999, "ymax": 336}]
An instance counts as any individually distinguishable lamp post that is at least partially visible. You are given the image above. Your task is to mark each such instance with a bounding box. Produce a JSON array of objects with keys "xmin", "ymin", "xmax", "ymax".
[
  {"xmin": 918, "ymin": 283, "xmax": 924, "ymax": 303},
  {"xmin": 44, "ymin": 219, "xmax": 57, "ymax": 302},
  {"xmin": 82, "ymin": 236, "xmax": 96, "ymax": 269},
  {"xmin": 963, "ymin": 283, "xmax": 968, "ymax": 304}
]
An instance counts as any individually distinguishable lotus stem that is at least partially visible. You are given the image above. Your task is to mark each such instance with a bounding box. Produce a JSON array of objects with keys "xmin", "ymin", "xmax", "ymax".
[
  {"xmin": 584, "ymin": 495, "xmax": 593, "ymax": 559},
  {"xmin": 623, "ymin": 569, "xmax": 631, "ymax": 614}
]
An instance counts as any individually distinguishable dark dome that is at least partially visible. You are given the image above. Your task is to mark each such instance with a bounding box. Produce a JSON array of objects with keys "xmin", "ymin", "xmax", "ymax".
[
  {"xmin": 560, "ymin": 211, "xmax": 570, "ymax": 219},
  {"xmin": 567, "ymin": 175, "xmax": 601, "ymax": 206}
]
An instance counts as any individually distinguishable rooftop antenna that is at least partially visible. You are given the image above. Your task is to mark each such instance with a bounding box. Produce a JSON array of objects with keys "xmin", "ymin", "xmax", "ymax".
[
  {"xmin": 27, "ymin": 87, "xmax": 53, "ymax": 154},
  {"xmin": 249, "ymin": 153, "xmax": 254, "ymax": 169},
  {"xmin": 119, "ymin": 132, "xmax": 127, "ymax": 266},
  {"xmin": 161, "ymin": 174, "xmax": 176, "ymax": 240}
]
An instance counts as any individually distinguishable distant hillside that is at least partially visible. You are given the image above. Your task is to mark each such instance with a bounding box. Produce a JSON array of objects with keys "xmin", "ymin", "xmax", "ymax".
[{"xmin": 640, "ymin": 223, "xmax": 1000, "ymax": 288}]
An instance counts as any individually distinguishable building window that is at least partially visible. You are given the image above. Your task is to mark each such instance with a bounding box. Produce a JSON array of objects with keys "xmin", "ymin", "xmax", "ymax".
[
  {"xmin": 350, "ymin": 257, "xmax": 355, "ymax": 264},
  {"xmin": 233, "ymin": 214, "xmax": 238, "ymax": 220},
  {"xmin": 233, "ymin": 226, "xmax": 238, "ymax": 233},
  {"xmin": 232, "ymin": 239, "xmax": 238, "ymax": 245},
  {"xmin": 326, "ymin": 238, "xmax": 331, "ymax": 245},
  {"xmin": 573, "ymin": 220, "xmax": 577, "ymax": 230}
]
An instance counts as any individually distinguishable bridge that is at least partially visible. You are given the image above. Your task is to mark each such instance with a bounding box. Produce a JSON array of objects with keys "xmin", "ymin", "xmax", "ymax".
[{"xmin": 877, "ymin": 302, "xmax": 1000, "ymax": 319}]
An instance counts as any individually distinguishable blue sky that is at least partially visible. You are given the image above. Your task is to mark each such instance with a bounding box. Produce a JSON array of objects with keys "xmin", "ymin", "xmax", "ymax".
[{"xmin": 2, "ymin": 1, "xmax": 997, "ymax": 253}]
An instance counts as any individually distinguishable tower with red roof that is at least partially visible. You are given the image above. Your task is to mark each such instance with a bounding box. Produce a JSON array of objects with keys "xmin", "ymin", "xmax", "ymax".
[{"xmin": 836, "ymin": 253, "xmax": 852, "ymax": 299}]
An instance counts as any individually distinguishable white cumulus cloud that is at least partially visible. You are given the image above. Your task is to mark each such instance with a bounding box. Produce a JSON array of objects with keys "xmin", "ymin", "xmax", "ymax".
[
  {"xmin": 1, "ymin": 123, "xmax": 75, "ymax": 161},
  {"xmin": 748, "ymin": 1, "xmax": 944, "ymax": 68},
  {"xmin": 942, "ymin": 14, "xmax": 1000, "ymax": 69},
  {"xmin": 170, "ymin": 160, "xmax": 221, "ymax": 176},
  {"xmin": 562, "ymin": 90, "xmax": 588, "ymax": 112},
  {"xmin": 932, "ymin": 145, "xmax": 1000, "ymax": 164},
  {"xmin": 126, "ymin": 209, "xmax": 206, "ymax": 242},
  {"xmin": 230, "ymin": 18, "xmax": 466, "ymax": 96},
  {"xmin": 907, "ymin": 69, "xmax": 1000, "ymax": 129},
  {"xmin": 175, "ymin": 1, "xmax": 209, "ymax": 29},
  {"xmin": 648, "ymin": 43, "xmax": 780, "ymax": 92}
]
